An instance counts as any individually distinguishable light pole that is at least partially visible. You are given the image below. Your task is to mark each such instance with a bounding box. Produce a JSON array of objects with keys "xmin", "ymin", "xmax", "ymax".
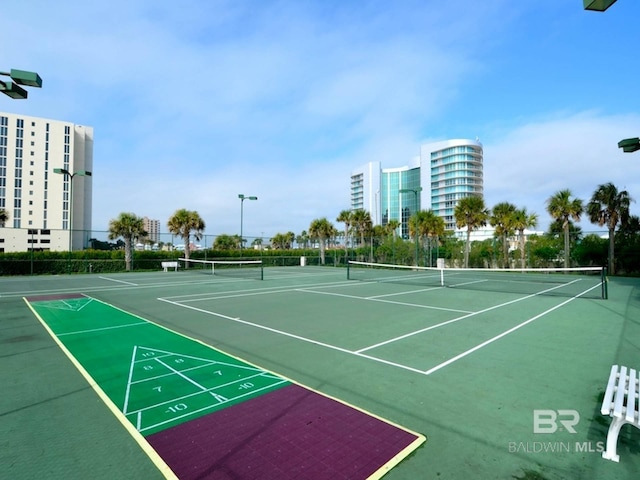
[
  {"xmin": 238, "ymin": 194, "xmax": 257, "ymax": 257},
  {"xmin": 0, "ymin": 69, "xmax": 42, "ymax": 99},
  {"xmin": 54, "ymin": 168, "xmax": 92, "ymax": 252},
  {"xmin": 399, "ymin": 187, "xmax": 422, "ymax": 266}
]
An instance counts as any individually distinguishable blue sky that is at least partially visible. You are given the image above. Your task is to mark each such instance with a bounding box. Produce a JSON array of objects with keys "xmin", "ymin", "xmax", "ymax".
[{"xmin": 2, "ymin": 0, "xmax": 640, "ymax": 238}]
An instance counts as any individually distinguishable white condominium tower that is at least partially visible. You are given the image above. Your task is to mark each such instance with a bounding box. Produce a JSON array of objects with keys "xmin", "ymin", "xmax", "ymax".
[
  {"xmin": 350, "ymin": 138, "xmax": 483, "ymax": 235},
  {"xmin": 427, "ymin": 139, "xmax": 483, "ymax": 231},
  {"xmin": 0, "ymin": 112, "xmax": 93, "ymax": 252}
]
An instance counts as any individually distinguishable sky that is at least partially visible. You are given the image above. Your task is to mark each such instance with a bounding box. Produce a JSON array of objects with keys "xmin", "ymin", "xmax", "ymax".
[{"xmin": 2, "ymin": 0, "xmax": 640, "ymax": 239}]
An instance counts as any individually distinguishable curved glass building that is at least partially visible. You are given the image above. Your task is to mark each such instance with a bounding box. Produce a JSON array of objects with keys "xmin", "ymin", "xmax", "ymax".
[
  {"xmin": 350, "ymin": 138, "xmax": 483, "ymax": 235},
  {"xmin": 424, "ymin": 139, "xmax": 483, "ymax": 231}
]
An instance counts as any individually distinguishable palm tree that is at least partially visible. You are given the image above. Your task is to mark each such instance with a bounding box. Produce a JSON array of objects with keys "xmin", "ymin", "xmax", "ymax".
[
  {"xmin": 385, "ymin": 219, "xmax": 401, "ymax": 240},
  {"xmin": 167, "ymin": 209, "xmax": 205, "ymax": 264},
  {"xmin": 296, "ymin": 230, "xmax": 309, "ymax": 249},
  {"xmin": 336, "ymin": 209, "xmax": 353, "ymax": 253},
  {"xmin": 424, "ymin": 211, "xmax": 446, "ymax": 266},
  {"xmin": 409, "ymin": 210, "xmax": 445, "ymax": 266},
  {"xmin": 0, "ymin": 208, "xmax": 8, "ymax": 228},
  {"xmin": 351, "ymin": 209, "xmax": 372, "ymax": 247},
  {"xmin": 512, "ymin": 208, "xmax": 538, "ymax": 268},
  {"xmin": 547, "ymin": 190, "xmax": 583, "ymax": 268},
  {"xmin": 309, "ymin": 217, "xmax": 334, "ymax": 265},
  {"xmin": 490, "ymin": 202, "xmax": 517, "ymax": 268},
  {"xmin": 454, "ymin": 196, "xmax": 489, "ymax": 268},
  {"xmin": 108, "ymin": 212, "xmax": 147, "ymax": 271},
  {"xmin": 587, "ymin": 182, "xmax": 633, "ymax": 275}
]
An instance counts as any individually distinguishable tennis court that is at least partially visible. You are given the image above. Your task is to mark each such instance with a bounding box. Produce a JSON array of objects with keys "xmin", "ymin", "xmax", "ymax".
[{"xmin": 2, "ymin": 263, "xmax": 640, "ymax": 479}]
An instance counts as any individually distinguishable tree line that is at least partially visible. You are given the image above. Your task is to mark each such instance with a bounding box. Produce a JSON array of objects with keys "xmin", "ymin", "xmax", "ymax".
[{"xmin": 104, "ymin": 182, "xmax": 635, "ymax": 274}]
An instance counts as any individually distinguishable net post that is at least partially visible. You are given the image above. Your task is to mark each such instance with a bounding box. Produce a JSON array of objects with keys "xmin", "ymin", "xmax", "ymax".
[
  {"xmin": 602, "ymin": 267, "xmax": 608, "ymax": 300},
  {"xmin": 347, "ymin": 261, "xmax": 351, "ymax": 280},
  {"xmin": 260, "ymin": 263, "xmax": 264, "ymax": 280}
]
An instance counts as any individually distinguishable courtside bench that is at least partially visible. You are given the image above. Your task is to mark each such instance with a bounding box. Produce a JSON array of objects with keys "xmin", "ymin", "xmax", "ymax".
[
  {"xmin": 161, "ymin": 261, "xmax": 179, "ymax": 272},
  {"xmin": 601, "ymin": 365, "xmax": 640, "ymax": 462}
]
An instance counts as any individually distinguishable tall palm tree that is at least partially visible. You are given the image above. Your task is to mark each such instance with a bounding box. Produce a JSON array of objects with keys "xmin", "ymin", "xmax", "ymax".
[
  {"xmin": 454, "ymin": 196, "xmax": 489, "ymax": 268},
  {"xmin": 547, "ymin": 190, "xmax": 583, "ymax": 268},
  {"xmin": 0, "ymin": 208, "xmax": 8, "ymax": 228},
  {"xmin": 490, "ymin": 202, "xmax": 517, "ymax": 268},
  {"xmin": 351, "ymin": 209, "xmax": 372, "ymax": 247},
  {"xmin": 108, "ymin": 212, "xmax": 147, "ymax": 271},
  {"xmin": 385, "ymin": 219, "xmax": 401, "ymax": 240},
  {"xmin": 587, "ymin": 182, "xmax": 633, "ymax": 275},
  {"xmin": 167, "ymin": 209, "xmax": 205, "ymax": 264},
  {"xmin": 512, "ymin": 208, "xmax": 538, "ymax": 268},
  {"xmin": 309, "ymin": 217, "xmax": 334, "ymax": 265},
  {"xmin": 409, "ymin": 210, "xmax": 445, "ymax": 266},
  {"xmin": 296, "ymin": 230, "xmax": 309, "ymax": 249},
  {"xmin": 336, "ymin": 209, "xmax": 353, "ymax": 253}
]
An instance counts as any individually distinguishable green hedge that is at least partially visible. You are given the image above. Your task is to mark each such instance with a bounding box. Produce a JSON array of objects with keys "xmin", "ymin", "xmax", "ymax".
[{"xmin": 0, "ymin": 248, "xmax": 350, "ymax": 276}]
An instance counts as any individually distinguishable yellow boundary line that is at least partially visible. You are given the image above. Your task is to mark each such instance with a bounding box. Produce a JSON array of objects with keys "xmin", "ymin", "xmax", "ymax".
[
  {"xmin": 24, "ymin": 296, "xmax": 179, "ymax": 480},
  {"xmin": 25, "ymin": 294, "xmax": 426, "ymax": 479}
]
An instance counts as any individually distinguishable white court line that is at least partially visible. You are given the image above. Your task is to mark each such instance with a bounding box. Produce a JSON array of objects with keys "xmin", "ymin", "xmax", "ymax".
[
  {"xmin": 296, "ymin": 288, "xmax": 473, "ymax": 314},
  {"xmin": 123, "ymin": 346, "xmax": 139, "ymax": 414},
  {"xmin": 159, "ymin": 278, "xmax": 600, "ymax": 377},
  {"xmin": 424, "ymin": 281, "xmax": 604, "ymax": 375},
  {"xmin": 166, "ymin": 281, "xmax": 359, "ymax": 303},
  {"xmin": 136, "ymin": 380, "xmax": 289, "ymax": 433},
  {"xmin": 355, "ymin": 279, "xmax": 582, "ymax": 353},
  {"xmin": 130, "ymin": 371, "xmax": 274, "ymax": 415},
  {"xmin": 367, "ymin": 286, "xmax": 442, "ymax": 299},
  {"xmin": 157, "ymin": 298, "xmax": 452, "ymax": 376},
  {"xmin": 99, "ymin": 276, "xmax": 138, "ymax": 286},
  {"xmin": 154, "ymin": 357, "xmax": 227, "ymax": 401},
  {"xmin": 57, "ymin": 322, "xmax": 148, "ymax": 337}
]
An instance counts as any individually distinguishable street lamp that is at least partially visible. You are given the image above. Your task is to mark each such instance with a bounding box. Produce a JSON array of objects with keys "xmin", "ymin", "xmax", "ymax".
[
  {"xmin": 54, "ymin": 168, "xmax": 92, "ymax": 252},
  {"xmin": 0, "ymin": 69, "xmax": 42, "ymax": 99},
  {"xmin": 618, "ymin": 137, "xmax": 640, "ymax": 153},
  {"xmin": 399, "ymin": 187, "xmax": 422, "ymax": 266},
  {"xmin": 238, "ymin": 194, "xmax": 257, "ymax": 256}
]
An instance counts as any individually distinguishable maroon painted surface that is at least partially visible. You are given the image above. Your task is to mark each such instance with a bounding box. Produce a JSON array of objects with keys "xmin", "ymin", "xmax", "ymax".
[{"xmin": 147, "ymin": 384, "xmax": 419, "ymax": 479}]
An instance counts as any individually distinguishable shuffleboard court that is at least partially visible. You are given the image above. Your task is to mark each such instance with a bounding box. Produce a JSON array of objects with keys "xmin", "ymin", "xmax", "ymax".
[{"xmin": 25, "ymin": 292, "xmax": 425, "ymax": 479}]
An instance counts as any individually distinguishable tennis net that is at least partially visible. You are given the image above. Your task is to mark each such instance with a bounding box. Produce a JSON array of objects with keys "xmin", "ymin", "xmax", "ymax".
[
  {"xmin": 347, "ymin": 261, "xmax": 607, "ymax": 299},
  {"xmin": 179, "ymin": 258, "xmax": 263, "ymax": 280}
]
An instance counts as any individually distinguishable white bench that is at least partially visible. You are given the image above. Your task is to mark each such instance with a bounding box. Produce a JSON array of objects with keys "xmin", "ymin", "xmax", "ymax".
[
  {"xmin": 601, "ymin": 365, "xmax": 640, "ymax": 462},
  {"xmin": 161, "ymin": 261, "xmax": 179, "ymax": 272}
]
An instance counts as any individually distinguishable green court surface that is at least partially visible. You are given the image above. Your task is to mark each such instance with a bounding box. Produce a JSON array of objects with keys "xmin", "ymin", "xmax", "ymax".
[
  {"xmin": 27, "ymin": 295, "xmax": 289, "ymax": 436},
  {"xmin": 2, "ymin": 265, "xmax": 640, "ymax": 479}
]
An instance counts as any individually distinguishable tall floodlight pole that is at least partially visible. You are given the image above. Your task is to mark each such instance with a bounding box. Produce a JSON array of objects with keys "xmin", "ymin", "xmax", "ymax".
[
  {"xmin": 618, "ymin": 137, "xmax": 640, "ymax": 153},
  {"xmin": 399, "ymin": 187, "xmax": 422, "ymax": 266},
  {"xmin": 0, "ymin": 69, "xmax": 42, "ymax": 99},
  {"xmin": 238, "ymin": 194, "xmax": 258, "ymax": 257},
  {"xmin": 583, "ymin": 0, "xmax": 617, "ymax": 11},
  {"xmin": 54, "ymin": 168, "xmax": 92, "ymax": 253}
]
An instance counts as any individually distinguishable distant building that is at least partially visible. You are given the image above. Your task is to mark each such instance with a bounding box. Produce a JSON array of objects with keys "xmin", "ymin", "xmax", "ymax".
[
  {"xmin": 350, "ymin": 138, "xmax": 483, "ymax": 236},
  {"xmin": 0, "ymin": 112, "xmax": 93, "ymax": 252},
  {"xmin": 143, "ymin": 217, "xmax": 160, "ymax": 243}
]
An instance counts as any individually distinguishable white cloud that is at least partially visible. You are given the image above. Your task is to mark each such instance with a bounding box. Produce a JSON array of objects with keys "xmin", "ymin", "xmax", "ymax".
[{"xmin": 484, "ymin": 111, "xmax": 640, "ymax": 232}]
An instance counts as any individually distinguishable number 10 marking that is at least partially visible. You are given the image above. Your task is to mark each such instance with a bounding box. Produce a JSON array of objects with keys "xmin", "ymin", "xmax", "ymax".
[{"xmin": 166, "ymin": 403, "xmax": 188, "ymax": 414}]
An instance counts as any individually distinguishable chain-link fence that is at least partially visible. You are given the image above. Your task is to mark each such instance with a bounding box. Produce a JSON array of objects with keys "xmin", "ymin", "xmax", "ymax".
[{"xmin": 2, "ymin": 227, "xmax": 639, "ymax": 275}]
